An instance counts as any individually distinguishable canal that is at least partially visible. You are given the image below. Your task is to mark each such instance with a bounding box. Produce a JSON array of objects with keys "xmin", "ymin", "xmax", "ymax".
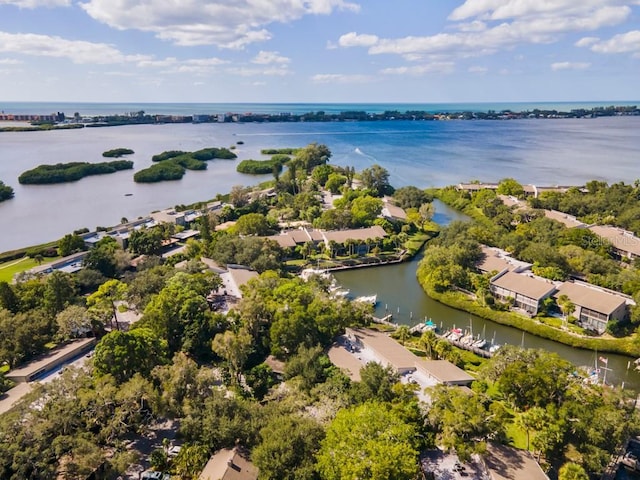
[{"xmin": 333, "ymin": 200, "xmax": 640, "ymax": 392}]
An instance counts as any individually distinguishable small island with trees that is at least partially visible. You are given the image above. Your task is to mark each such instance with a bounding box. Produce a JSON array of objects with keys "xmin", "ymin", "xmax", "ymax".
[
  {"xmin": 0, "ymin": 181, "xmax": 14, "ymax": 202},
  {"xmin": 134, "ymin": 147, "xmax": 237, "ymax": 183},
  {"xmin": 102, "ymin": 148, "xmax": 134, "ymax": 158},
  {"xmin": 18, "ymin": 160, "xmax": 134, "ymax": 185}
]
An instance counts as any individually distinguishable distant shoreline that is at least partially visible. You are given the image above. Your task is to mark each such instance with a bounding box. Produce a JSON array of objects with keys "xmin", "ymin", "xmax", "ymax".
[{"xmin": 1, "ymin": 104, "xmax": 638, "ymax": 129}]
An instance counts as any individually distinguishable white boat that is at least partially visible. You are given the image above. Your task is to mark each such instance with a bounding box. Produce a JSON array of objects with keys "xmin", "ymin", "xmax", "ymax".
[
  {"xmin": 300, "ymin": 268, "xmax": 332, "ymax": 281},
  {"xmin": 331, "ymin": 288, "xmax": 350, "ymax": 298},
  {"xmin": 354, "ymin": 294, "xmax": 377, "ymax": 306},
  {"xmin": 473, "ymin": 338, "xmax": 487, "ymax": 349},
  {"xmin": 489, "ymin": 344, "xmax": 501, "ymax": 354}
]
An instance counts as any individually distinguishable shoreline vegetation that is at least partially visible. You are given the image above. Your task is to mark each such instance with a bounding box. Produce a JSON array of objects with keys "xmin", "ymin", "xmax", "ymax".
[
  {"xmin": 0, "ymin": 181, "xmax": 14, "ymax": 202},
  {"xmin": 417, "ymin": 180, "xmax": 640, "ymax": 358},
  {"xmin": 18, "ymin": 160, "xmax": 134, "ymax": 185},
  {"xmin": 0, "ymin": 105, "xmax": 637, "ymax": 131},
  {"xmin": 134, "ymin": 147, "xmax": 237, "ymax": 183}
]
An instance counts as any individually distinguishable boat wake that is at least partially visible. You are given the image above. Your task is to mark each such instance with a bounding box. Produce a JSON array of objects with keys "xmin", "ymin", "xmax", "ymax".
[{"xmin": 354, "ymin": 147, "xmax": 377, "ymax": 162}]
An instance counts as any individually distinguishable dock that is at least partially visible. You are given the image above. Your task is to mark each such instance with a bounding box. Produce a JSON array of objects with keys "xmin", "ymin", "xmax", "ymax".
[
  {"xmin": 371, "ymin": 314, "xmax": 395, "ymax": 328},
  {"xmin": 437, "ymin": 332, "xmax": 493, "ymax": 358}
]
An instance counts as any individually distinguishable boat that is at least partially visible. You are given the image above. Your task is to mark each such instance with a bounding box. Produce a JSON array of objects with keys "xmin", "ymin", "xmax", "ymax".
[
  {"xmin": 447, "ymin": 328, "xmax": 463, "ymax": 341},
  {"xmin": 300, "ymin": 268, "xmax": 332, "ymax": 281},
  {"xmin": 489, "ymin": 343, "xmax": 501, "ymax": 354},
  {"xmin": 473, "ymin": 338, "xmax": 487, "ymax": 349},
  {"xmin": 124, "ymin": 193, "xmax": 133, "ymax": 196},
  {"xmin": 354, "ymin": 294, "xmax": 377, "ymax": 306}
]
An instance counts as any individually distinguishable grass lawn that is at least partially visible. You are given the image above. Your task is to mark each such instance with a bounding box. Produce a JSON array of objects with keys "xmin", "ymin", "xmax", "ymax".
[
  {"xmin": 0, "ymin": 257, "xmax": 39, "ymax": 283},
  {"xmin": 506, "ymin": 421, "xmax": 529, "ymax": 450}
]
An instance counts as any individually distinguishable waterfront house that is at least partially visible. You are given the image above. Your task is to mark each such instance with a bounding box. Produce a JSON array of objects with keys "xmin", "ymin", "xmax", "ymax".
[
  {"xmin": 198, "ymin": 446, "xmax": 258, "ymax": 480},
  {"xmin": 476, "ymin": 245, "xmax": 531, "ymax": 277},
  {"xmin": 554, "ymin": 281, "xmax": 630, "ymax": 334},
  {"xmin": 18, "ymin": 251, "xmax": 88, "ymax": 280},
  {"xmin": 490, "ymin": 271, "xmax": 557, "ymax": 315},
  {"xmin": 543, "ymin": 209, "xmax": 586, "ymax": 229},
  {"xmin": 263, "ymin": 225, "xmax": 387, "ymax": 255},
  {"xmin": 588, "ymin": 225, "xmax": 640, "ymax": 260},
  {"xmin": 345, "ymin": 327, "xmax": 417, "ymax": 374},
  {"xmin": 414, "ymin": 359, "xmax": 474, "ymax": 386},
  {"xmin": 381, "ymin": 197, "xmax": 408, "ymax": 222}
]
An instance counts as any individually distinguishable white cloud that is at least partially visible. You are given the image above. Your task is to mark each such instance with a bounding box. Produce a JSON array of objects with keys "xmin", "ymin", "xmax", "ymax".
[
  {"xmin": 0, "ymin": 0, "xmax": 70, "ymax": 7},
  {"xmin": 575, "ymin": 36, "xmax": 600, "ymax": 47},
  {"xmin": 468, "ymin": 65, "xmax": 488, "ymax": 74},
  {"xmin": 380, "ymin": 62, "xmax": 455, "ymax": 75},
  {"xmin": 455, "ymin": 20, "xmax": 487, "ymax": 32},
  {"xmin": 338, "ymin": 32, "xmax": 379, "ymax": 47},
  {"xmin": 449, "ymin": 0, "xmax": 634, "ymax": 22},
  {"xmin": 311, "ymin": 73, "xmax": 374, "ymax": 84},
  {"xmin": 226, "ymin": 66, "xmax": 291, "ymax": 76},
  {"xmin": 588, "ymin": 30, "xmax": 640, "ymax": 54},
  {"xmin": 80, "ymin": 0, "xmax": 360, "ymax": 48},
  {"xmin": 252, "ymin": 50, "xmax": 290, "ymax": 65},
  {"xmin": 551, "ymin": 61, "xmax": 591, "ymax": 70},
  {"xmin": 0, "ymin": 58, "xmax": 22, "ymax": 64},
  {"xmin": 0, "ymin": 31, "xmax": 149, "ymax": 64}
]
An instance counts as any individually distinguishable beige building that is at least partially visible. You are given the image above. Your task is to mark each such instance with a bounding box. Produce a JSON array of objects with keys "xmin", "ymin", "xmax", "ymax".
[
  {"xmin": 589, "ymin": 225, "xmax": 640, "ymax": 260},
  {"xmin": 554, "ymin": 281, "xmax": 629, "ymax": 334},
  {"xmin": 490, "ymin": 271, "xmax": 557, "ymax": 315}
]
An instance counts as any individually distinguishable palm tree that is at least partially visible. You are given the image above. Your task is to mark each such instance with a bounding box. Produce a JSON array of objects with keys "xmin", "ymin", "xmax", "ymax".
[
  {"xmin": 557, "ymin": 294, "xmax": 576, "ymax": 330},
  {"xmin": 420, "ymin": 330, "xmax": 437, "ymax": 359},
  {"xmin": 396, "ymin": 325, "xmax": 411, "ymax": 345}
]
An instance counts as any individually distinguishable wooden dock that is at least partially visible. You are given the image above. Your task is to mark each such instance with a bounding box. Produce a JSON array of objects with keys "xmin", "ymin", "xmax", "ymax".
[{"xmin": 371, "ymin": 314, "xmax": 395, "ymax": 328}]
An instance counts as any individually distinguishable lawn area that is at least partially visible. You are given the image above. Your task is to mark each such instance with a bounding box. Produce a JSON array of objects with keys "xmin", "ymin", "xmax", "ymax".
[
  {"xmin": 506, "ymin": 421, "xmax": 529, "ymax": 450},
  {"xmin": 0, "ymin": 257, "xmax": 38, "ymax": 283}
]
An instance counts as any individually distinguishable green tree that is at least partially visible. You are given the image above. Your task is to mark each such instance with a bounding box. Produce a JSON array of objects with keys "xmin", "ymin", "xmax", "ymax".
[
  {"xmin": 212, "ymin": 327, "xmax": 253, "ymax": 383},
  {"xmin": 558, "ymin": 463, "xmax": 589, "ymax": 480},
  {"xmin": 56, "ymin": 305, "xmax": 92, "ymax": 340},
  {"xmin": 355, "ymin": 362, "xmax": 400, "ymax": 403},
  {"xmin": 44, "ymin": 270, "xmax": 77, "ymax": 315},
  {"xmin": 496, "ymin": 177, "xmax": 524, "ymax": 197},
  {"xmin": 360, "ymin": 164, "xmax": 393, "ymax": 197},
  {"xmin": 172, "ymin": 444, "xmax": 210, "ymax": 480},
  {"xmin": 351, "ymin": 195, "xmax": 383, "ymax": 226},
  {"xmin": 235, "ymin": 212, "xmax": 271, "ymax": 236},
  {"xmin": 57, "ymin": 233, "xmax": 85, "ymax": 257},
  {"xmin": 92, "ymin": 328, "xmax": 168, "ymax": 383},
  {"xmin": 317, "ymin": 401, "xmax": 419, "ymax": 480},
  {"xmin": 128, "ymin": 228, "xmax": 164, "ymax": 256},
  {"xmin": 392, "ymin": 186, "xmax": 430, "ymax": 209},
  {"xmin": 0, "ymin": 281, "xmax": 20, "ymax": 313},
  {"xmin": 86, "ymin": 279, "xmax": 128, "ymax": 330},
  {"xmin": 0, "ymin": 180, "xmax": 14, "ymax": 201},
  {"xmin": 253, "ymin": 415, "xmax": 325, "ymax": 480},
  {"xmin": 325, "ymin": 173, "xmax": 347, "ymax": 194}
]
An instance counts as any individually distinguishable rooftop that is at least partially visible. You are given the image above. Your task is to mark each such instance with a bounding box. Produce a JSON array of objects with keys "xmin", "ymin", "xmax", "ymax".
[
  {"xmin": 476, "ymin": 246, "xmax": 531, "ymax": 276},
  {"xmin": 199, "ymin": 447, "xmax": 258, "ymax": 480},
  {"xmin": 323, "ymin": 225, "xmax": 387, "ymax": 244},
  {"xmin": 554, "ymin": 281, "xmax": 628, "ymax": 315},
  {"xmin": 491, "ymin": 271, "xmax": 556, "ymax": 300},
  {"xmin": 543, "ymin": 209, "xmax": 586, "ymax": 229},
  {"xmin": 588, "ymin": 225, "xmax": 640, "ymax": 257},
  {"xmin": 6, "ymin": 338, "xmax": 95, "ymax": 380},
  {"xmin": 327, "ymin": 340, "xmax": 363, "ymax": 381},
  {"xmin": 416, "ymin": 359, "xmax": 474, "ymax": 385},
  {"xmin": 346, "ymin": 327, "xmax": 417, "ymax": 372},
  {"xmin": 483, "ymin": 443, "xmax": 549, "ymax": 480}
]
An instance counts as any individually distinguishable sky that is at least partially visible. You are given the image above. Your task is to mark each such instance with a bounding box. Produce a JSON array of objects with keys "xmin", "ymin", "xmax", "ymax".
[{"xmin": 0, "ymin": 0, "xmax": 639, "ymax": 103}]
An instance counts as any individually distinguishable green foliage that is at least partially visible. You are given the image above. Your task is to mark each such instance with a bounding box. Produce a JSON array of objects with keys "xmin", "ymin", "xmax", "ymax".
[
  {"xmin": 393, "ymin": 186, "xmax": 432, "ymax": 209},
  {"xmin": 427, "ymin": 385, "xmax": 507, "ymax": 462},
  {"xmin": 237, "ymin": 157, "xmax": 289, "ymax": 174},
  {"xmin": 360, "ymin": 164, "xmax": 393, "ymax": 197},
  {"xmin": 234, "ymin": 213, "xmax": 272, "ymax": 236},
  {"xmin": 128, "ymin": 227, "xmax": 164, "ymax": 256},
  {"xmin": 133, "ymin": 160, "xmax": 186, "ymax": 182},
  {"xmin": 152, "ymin": 150, "xmax": 187, "ymax": 161},
  {"xmin": 209, "ymin": 234, "xmax": 284, "ymax": 273},
  {"xmin": 496, "ymin": 177, "xmax": 524, "ymax": 197},
  {"xmin": 57, "ymin": 233, "xmax": 85, "ymax": 257},
  {"xmin": 261, "ymin": 148, "xmax": 301, "ymax": 155},
  {"xmin": 18, "ymin": 160, "xmax": 133, "ymax": 184},
  {"xmin": 93, "ymin": 328, "xmax": 169, "ymax": 383},
  {"xmin": 317, "ymin": 401, "xmax": 419, "ymax": 480},
  {"xmin": 102, "ymin": 148, "xmax": 134, "ymax": 157},
  {"xmin": 253, "ymin": 415, "xmax": 325, "ymax": 480},
  {"xmin": 0, "ymin": 181, "xmax": 14, "ymax": 201}
]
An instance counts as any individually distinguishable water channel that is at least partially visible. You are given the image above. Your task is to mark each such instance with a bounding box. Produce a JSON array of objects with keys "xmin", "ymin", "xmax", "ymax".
[{"xmin": 333, "ymin": 200, "xmax": 640, "ymax": 392}]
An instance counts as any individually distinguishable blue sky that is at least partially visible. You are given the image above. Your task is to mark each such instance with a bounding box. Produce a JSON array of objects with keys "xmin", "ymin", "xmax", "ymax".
[{"xmin": 0, "ymin": 0, "xmax": 639, "ymax": 103}]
